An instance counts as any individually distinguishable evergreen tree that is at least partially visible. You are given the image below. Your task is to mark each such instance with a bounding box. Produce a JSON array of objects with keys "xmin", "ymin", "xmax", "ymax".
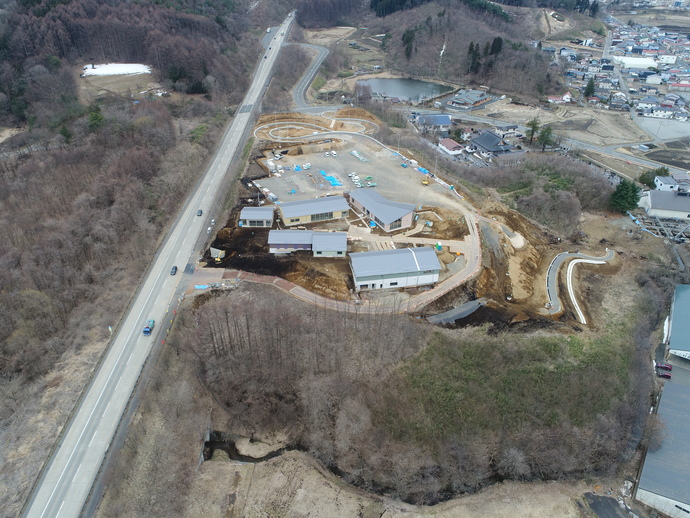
[
  {"xmin": 526, "ymin": 117, "xmax": 540, "ymax": 144},
  {"xmin": 537, "ymin": 125, "xmax": 555, "ymax": 151},
  {"xmin": 584, "ymin": 78, "xmax": 595, "ymax": 98},
  {"xmin": 610, "ymin": 179, "xmax": 641, "ymax": 213},
  {"xmin": 490, "ymin": 36, "xmax": 503, "ymax": 55}
]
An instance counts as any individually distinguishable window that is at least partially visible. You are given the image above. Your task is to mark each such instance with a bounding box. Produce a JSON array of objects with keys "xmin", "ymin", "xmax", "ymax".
[
  {"xmin": 316, "ymin": 251, "xmax": 322, "ymax": 255},
  {"xmin": 336, "ymin": 251, "xmax": 343, "ymax": 255},
  {"xmin": 311, "ymin": 211, "xmax": 333, "ymax": 222},
  {"xmin": 290, "ymin": 218, "xmax": 300, "ymax": 223},
  {"xmin": 390, "ymin": 219, "xmax": 402, "ymax": 230},
  {"xmin": 390, "ymin": 282, "xmax": 398, "ymax": 286}
]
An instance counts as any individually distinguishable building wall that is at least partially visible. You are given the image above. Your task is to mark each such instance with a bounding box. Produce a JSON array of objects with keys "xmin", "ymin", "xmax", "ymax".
[
  {"xmin": 279, "ymin": 209, "xmax": 349, "ymax": 226},
  {"xmin": 353, "ymin": 271, "xmax": 439, "ymax": 290},
  {"xmin": 240, "ymin": 218, "xmax": 272, "ymax": 227},
  {"xmin": 269, "ymin": 243, "xmax": 311, "ymax": 253},
  {"xmin": 669, "ymin": 348, "xmax": 690, "ymax": 360},
  {"xmin": 636, "ymin": 488, "xmax": 690, "ymax": 518},
  {"xmin": 313, "ymin": 250, "xmax": 346, "ymax": 258},
  {"xmin": 649, "ymin": 208, "xmax": 690, "ymax": 219},
  {"xmin": 351, "ymin": 200, "xmax": 414, "ymax": 232}
]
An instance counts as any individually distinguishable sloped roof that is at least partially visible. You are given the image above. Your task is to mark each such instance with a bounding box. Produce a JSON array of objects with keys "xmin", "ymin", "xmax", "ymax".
[
  {"xmin": 417, "ymin": 114, "xmax": 451, "ymax": 126},
  {"xmin": 439, "ymin": 138, "xmax": 463, "ymax": 150},
  {"xmin": 348, "ymin": 189, "xmax": 415, "ymax": 225},
  {"xmin": 277, "ymin": 196, "xmax": 349, "ymax": 218},
  {"xmin": 350, "ymin": 247, "xmax": 441, "ymax": 277},
  {"xmin": 471, "ymin": 131, "xmax": 513, "ymax": 153},
  {"xmin": 637, "ymin": 382, "xmax": 690, "ymax": 507},
  {"xmin": 267, "ymin": 230, "xmax": 313, "ymax": 245},
  {"xmin": 240, "ymin": 206, "xmax": 274, "ymax": 220},
  {"xmin": 669, "ymin": 284, "xmax": 690, "ymax": 353},
  {"xmin": 312, "ymin": 232, "xmax": 347, "ymax": 252}
]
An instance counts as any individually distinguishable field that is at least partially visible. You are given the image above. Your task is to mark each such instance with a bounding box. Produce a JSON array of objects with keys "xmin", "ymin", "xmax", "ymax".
[{"xmin": 75, "ymin": 64, "xmax": 169, "ymax": 104}]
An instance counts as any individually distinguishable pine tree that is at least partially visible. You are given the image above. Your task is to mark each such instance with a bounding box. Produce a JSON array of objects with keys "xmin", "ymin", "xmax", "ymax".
[{"xmin": 610, "ymin": 179, "xmax": 641, "ymax": 213}]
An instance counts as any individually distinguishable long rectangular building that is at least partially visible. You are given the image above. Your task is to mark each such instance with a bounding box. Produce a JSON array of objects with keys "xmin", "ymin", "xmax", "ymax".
[
  {"xmin": 350, "ymin": 247, "xmax": 441, "ymax": 290},
  {"xmin": 277, "ymin": 196, "xmax": 350, "ymax": 227}
]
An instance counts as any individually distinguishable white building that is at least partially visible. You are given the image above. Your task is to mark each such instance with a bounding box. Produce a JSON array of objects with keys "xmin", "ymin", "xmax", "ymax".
[
  {"xmin": 638, "ymin": 190, "xmax": 690, "ymax": 219},
  {"xmin": 239, "ymin": 206, "xmax": 274, "ymax": 227},
  {"xmin": 654, "ymin": 176, "xmax": 680, "ymax": 191},
  {"xmin": 349, "ymin": 247, "xmax": 441, "ymax": 291}
]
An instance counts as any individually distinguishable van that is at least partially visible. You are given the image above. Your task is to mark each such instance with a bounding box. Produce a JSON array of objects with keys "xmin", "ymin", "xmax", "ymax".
[{"xmin": 197, "ymin": 209, "xmax": 203, "ymax": 216}]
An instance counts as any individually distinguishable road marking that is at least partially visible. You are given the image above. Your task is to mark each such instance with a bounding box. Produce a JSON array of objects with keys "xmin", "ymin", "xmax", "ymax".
[
  {"xmin": 127, "ymin": 352, "xmax": 133, "ymax": 365},
  {"xmin": 56, "ymin": 501, "xmax": 65, "ymax": 517},
  {"xmin": 88, "ymin": 432, "xmax": 98, "ymax": 448},
  {"xmin": 71, "ymin": 464, "xmax": 82, "ymax": 483},
  {"xmin": 103, "ymin": 402, "xmax": 110, "ymax": 417}
]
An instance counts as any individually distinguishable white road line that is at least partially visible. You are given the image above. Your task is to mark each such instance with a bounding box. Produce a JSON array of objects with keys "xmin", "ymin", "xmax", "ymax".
[
  {"xmin": 103, "ymin": 402, "xmax": 110, "ymax": 417},
  {"xmin": 56, "ymin": 501, "xmax": 65, "ymax": 518},
  {"xmin": 72, "ymin": 464, "xmax": 82, "ymax": 483},
  {"xmin": 88, "ymin": 432, "xmax": 98, "ymax": 448},
  {"xmin": 127, "ymin": 352, "xmax": 133, "ymax": 365},
  {"xmin": 566, "ymin": 258, "xmax": 607, "ymax": 324}
]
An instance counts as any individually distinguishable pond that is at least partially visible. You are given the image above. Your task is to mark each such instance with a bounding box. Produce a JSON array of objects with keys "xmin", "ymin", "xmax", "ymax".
[{"xmin": 356, "ymin": 77, "xmax": 453, "ymax": 102}]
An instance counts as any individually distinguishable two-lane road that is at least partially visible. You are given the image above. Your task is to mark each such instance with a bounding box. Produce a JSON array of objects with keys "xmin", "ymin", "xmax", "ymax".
[{"xmin": 23, "ymin": 13, "xmax": 295, "ymax": 518}]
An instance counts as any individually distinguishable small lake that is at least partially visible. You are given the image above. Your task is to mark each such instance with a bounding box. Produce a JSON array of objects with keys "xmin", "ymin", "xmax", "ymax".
[{"xmin": 356, "ymin": 77, "xmax": 453, "ymax": 102}]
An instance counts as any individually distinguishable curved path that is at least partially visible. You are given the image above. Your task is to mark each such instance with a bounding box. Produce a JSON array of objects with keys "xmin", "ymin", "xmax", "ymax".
[{"xmin": 546, "ymin": 249, "xmax": 615, "ymax": 318}]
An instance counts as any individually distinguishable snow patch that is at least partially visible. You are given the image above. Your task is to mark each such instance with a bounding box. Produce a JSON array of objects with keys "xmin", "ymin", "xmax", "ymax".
[{"xmin": 82, "ymin": 63, "xmax": 152, "ymax": 77}]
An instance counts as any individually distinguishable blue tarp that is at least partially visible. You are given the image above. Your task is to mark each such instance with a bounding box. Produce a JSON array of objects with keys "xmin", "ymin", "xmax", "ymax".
[
  {"xmin": 324, "ymin": 175, "xmax": 342, "ymax": 187},
  {"xmin": 294, "ymin": 165, "xmax": 301, "ymax": 171},
  {"xmin": 194, "ymin": 285, "xmax": 209, "ymax": 290}
]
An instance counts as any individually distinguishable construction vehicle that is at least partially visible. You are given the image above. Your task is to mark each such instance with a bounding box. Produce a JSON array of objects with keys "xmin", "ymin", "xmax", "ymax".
[
  {"xmin": 422, "ymin": 176, "xmax": 429, "ymax": 186},
  {"xmin": 143, "ymin": 319, "xmax": 155, "ymax": 336}
]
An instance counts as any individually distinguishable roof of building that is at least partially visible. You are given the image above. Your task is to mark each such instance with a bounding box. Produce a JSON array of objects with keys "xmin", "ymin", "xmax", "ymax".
[
  {"xmin": 669, "ymin": 284, "xmax": 690, "ymax": 353},
  {"xmin": 348, "ymin": 188, "xmax": 415, "ymax": 225},
  {"xmin": 451, "ymin": 89, "xmax": 490, "ymax": 105},
  {"xmin": 439, "ymin": 138, "xmax": 463, "ymax": 150},
  {"xmin": 637, "ymin": 382, "xmax": 690, "ymax": 507},
  {"xmin": 267, "ymin": 230, "xmax": 313, "ymax": 245},
  {"xmin": 655, "ymin": 176, "xmax": 678, "ymax": 185},
  {"xmin": 277, "ymin": 196, "xmax": 349, "ymax": 218},
  {"xmin": 240, "ymin": 206, "xmax": 275, "ymax": 220},
  {"xmin": 648, "ymin": 190, "xmax": 690, "ymax": 212},
  {"xmin": 312, "ymin": 232, "xmax": 347, "ymax": 252},
  {"xmin": 471, "ymin": 131, "xmax": 513, "ymax": 154},
  {"xmin": 417, "ymin": 114, "xmax": 452, "ymax": 126},
  {"xmin": 495, "ymin": 123, "xmax": 518, "ymax": 130},
  {"xmin": 350, "ymin": 247, "xmax": 441, "ymax": 277}
]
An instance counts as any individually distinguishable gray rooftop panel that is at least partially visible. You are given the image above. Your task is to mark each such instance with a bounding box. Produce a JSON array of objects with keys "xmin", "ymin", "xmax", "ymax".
[
  {"xmin": 348, "ymin": 189, "xmax": 415, "ymax": 225},
  {"xmin": 240, "ymin": 206, "xmax": 275, "ymax": 220},
  {"xmin": 649, "ymin": 191, "xmax": 690, "ymax": 212},
  {"xmin": 277, "ymin": 196, "xmax": 349, "ymax": 218},
  {"xmin": 669, "ymin": 284, "xmax": 690, "ymax": 353},
  {"xmin": 350, "ymin": 247, "xmax": 441, "ymax": 277},
  {"xmin": 637, "ymin": 382, "xmax": 690, "ymax": 506},
  {"xmin": 267, "ymin": 230, "xmax": 313, "ymax": 245},
  {"xmin": 312, "ymin": 232, "xmax": 347, "ymax": 252}
]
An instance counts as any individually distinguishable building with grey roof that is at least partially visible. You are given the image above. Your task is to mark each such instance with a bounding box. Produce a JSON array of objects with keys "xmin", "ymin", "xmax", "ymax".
[
  {"xmin": 350, "ymin": 247, "xmax": 441, "ymax": 290},
  {"xmin": 239, "ymin": 206, "xmax": 274, "ymax": 228},
  {"xmin": 267, "ymin": 230, "xmax": 347, "ymax": 256},
  {"xmin": 277, "ymin": 196, "xmax": 350, "ymax": 227},
  {"xmin": 312, "ymin": 232, "xmax": 347, "ymax": 257},
  {"xmin": 448, "ymin": 89, "xmax": 492, "ymax": 109},
  {"xmin": 347, "ymin": 189, "xmax": 416, "ymax": 232},
  {"xmin": 471, "ymin": 131, "xmax": 513, "ymax": 155},
  {"xmin": 667, "ymin": 284, "xmax": 690, "ymax": 360},
  {"xmin": 638, "ymin": 190, "xmax": 690, "ymax": 219},
  {"xmin": 635, "ymin": 382, "xmax": 690, "ymax": 517}
]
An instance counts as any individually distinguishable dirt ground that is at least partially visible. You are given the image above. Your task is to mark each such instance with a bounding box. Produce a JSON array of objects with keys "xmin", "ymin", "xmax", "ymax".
[
  {"xmin": 75, "ymin": 65, "xmax": 171, "ymax": 104},
  {"xmin": 483, "ymin": 99, "xmax": 652, "ymax": 146},
  {"xmin": 186, "ymin": 450, "xmax": 639, "ymax": 518}
]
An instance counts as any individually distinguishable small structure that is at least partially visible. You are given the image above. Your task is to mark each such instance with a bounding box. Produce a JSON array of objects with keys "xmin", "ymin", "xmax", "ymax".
[
  {"xmin": 494, "ymin": 123, "xmax": 519, "ymax": 138},
  {"xmin": 239, "ymin": 206, "xmax": 274, "ymax": 228},
  {"xmin": 470, "ymin": 131, "xmax": 513, "ymax": 155},
  {"xmin": 347, "ymin": 188, "xmax": 415, "ymax": 232},
  {"xmin": 635, "ymin": 382, "xmax": 690, "ymax": 517},
  {"xmin": 655, "ymin": 176, "xmax": 680, "ymax": 192},
  {"xmin": 438, "ymin": 137, "xmax": 464, "ymax": 156},
  {"xmin": 667, "ymin": 284, "xmax": 690, "ymax": 360},
  {"xmin": 350, "ymin": 247, "xmax": 441, "ymax": 290},
  {"xmin": 268, "ymin": 230, "xmax": 314, "ymax": 253},
  {"xmin": 312, "ymin": 232, "xmax": 347, "ymax": 257},
  {"xmin": 638, "ymin": 190, "xmax": 690, "ymax": 219},
  {"xmin": 277, "ymin": 196, "xmax": 350, "ymax": 226}
]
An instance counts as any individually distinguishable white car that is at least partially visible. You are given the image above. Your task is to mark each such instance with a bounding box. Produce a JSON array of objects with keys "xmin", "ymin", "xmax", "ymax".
[
  {"xmin": 332, "ymin": 151, "xmax": 337, "ymax": 157},
  {"xmin": 324, "ymin": 152, "xmax": 330, "ymax": 157}
]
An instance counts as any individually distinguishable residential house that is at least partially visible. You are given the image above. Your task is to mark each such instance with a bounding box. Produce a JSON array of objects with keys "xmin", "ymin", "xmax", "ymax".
[
  {"xmin": 637, "ymin": 96, "xmax": 660, "ymax": 110},
  {"xmin": 635, "ymin": 382, "xmax": 690, "ymax": 517},
  {"xmin": 238, "ymin": 206, "xmax": 274, "ymax": 228},
  {"xmin": 346, "ymin": 188, "xmax": 416, "ymax": 232},
  {"xmin": 470, "ymin": 131, "xmax": 513, "ymax": 155},
  {"xmin": 416, "ymin": 114, "xmax": 452, "ymax": 132},
  {"xmin": 494, "ymin": 123, "xmax": 519, "ymax": 138},
  {"xmin": 646, "ymin": 74, "xmax": 663, "ymax": 85},
  {"xmin": 438, "ymin": 138, "xmax": 464, "ymax": 156},
  {"xmin": 277, "ymin": 196, "xmax": 350, "ymax": 227},
  {"xmin": 349, "ymin": 247, "xmax": 441, "ymax": 290},
  {"xmin": 655, "ymin": 176, "xmax": 680, "ymax": 191}
]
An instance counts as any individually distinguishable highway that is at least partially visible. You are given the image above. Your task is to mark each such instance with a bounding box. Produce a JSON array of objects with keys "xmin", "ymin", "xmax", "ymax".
[{"xmin": 22, "ymin": 13, "xmax": 295, "ymax": 518}]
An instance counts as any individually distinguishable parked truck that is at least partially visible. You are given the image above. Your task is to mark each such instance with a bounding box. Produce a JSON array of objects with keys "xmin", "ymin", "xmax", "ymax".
[{"xmin": 143, "ymin": 319, "xmax": 155, "ymax": 336}]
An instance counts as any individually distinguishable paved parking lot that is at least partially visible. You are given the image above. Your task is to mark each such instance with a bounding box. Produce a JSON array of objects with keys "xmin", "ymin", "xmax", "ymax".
[{"xmin": 256, "ymin": 135, "xmax": 464, "ymax": 211}]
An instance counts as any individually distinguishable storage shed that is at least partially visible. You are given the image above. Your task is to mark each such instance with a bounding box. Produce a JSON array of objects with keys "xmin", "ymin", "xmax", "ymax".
[
  {"xmin": 239, "ymin": 206, "xmax": 274, "ymax": 228},
  {"xmin": 350, "ymin": 247, "xmax": 441, "ymax": 290},
  {"xmin": 347, "ymin": 189, "xmax": 415, "ymax": 232},
  {"xmin": 277, "ymin": 196, "xmax": 350, "ymax": 227}
]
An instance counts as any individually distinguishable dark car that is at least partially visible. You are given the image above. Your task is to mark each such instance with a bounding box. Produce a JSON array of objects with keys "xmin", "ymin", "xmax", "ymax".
[
  {"xmin": 170, "ymin": 265, "xmax": 178, "ymax": 276},
  {"xmin": 658, "ymin": 371, "xmax": 672, "ymax": 379},
  {"xmin": 656, "ymin": 363, "xmax": 673, "ymax": 371},
  {"xmin": 197, "ymin": 209, "xmax": 203, "ymax": 216}
]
